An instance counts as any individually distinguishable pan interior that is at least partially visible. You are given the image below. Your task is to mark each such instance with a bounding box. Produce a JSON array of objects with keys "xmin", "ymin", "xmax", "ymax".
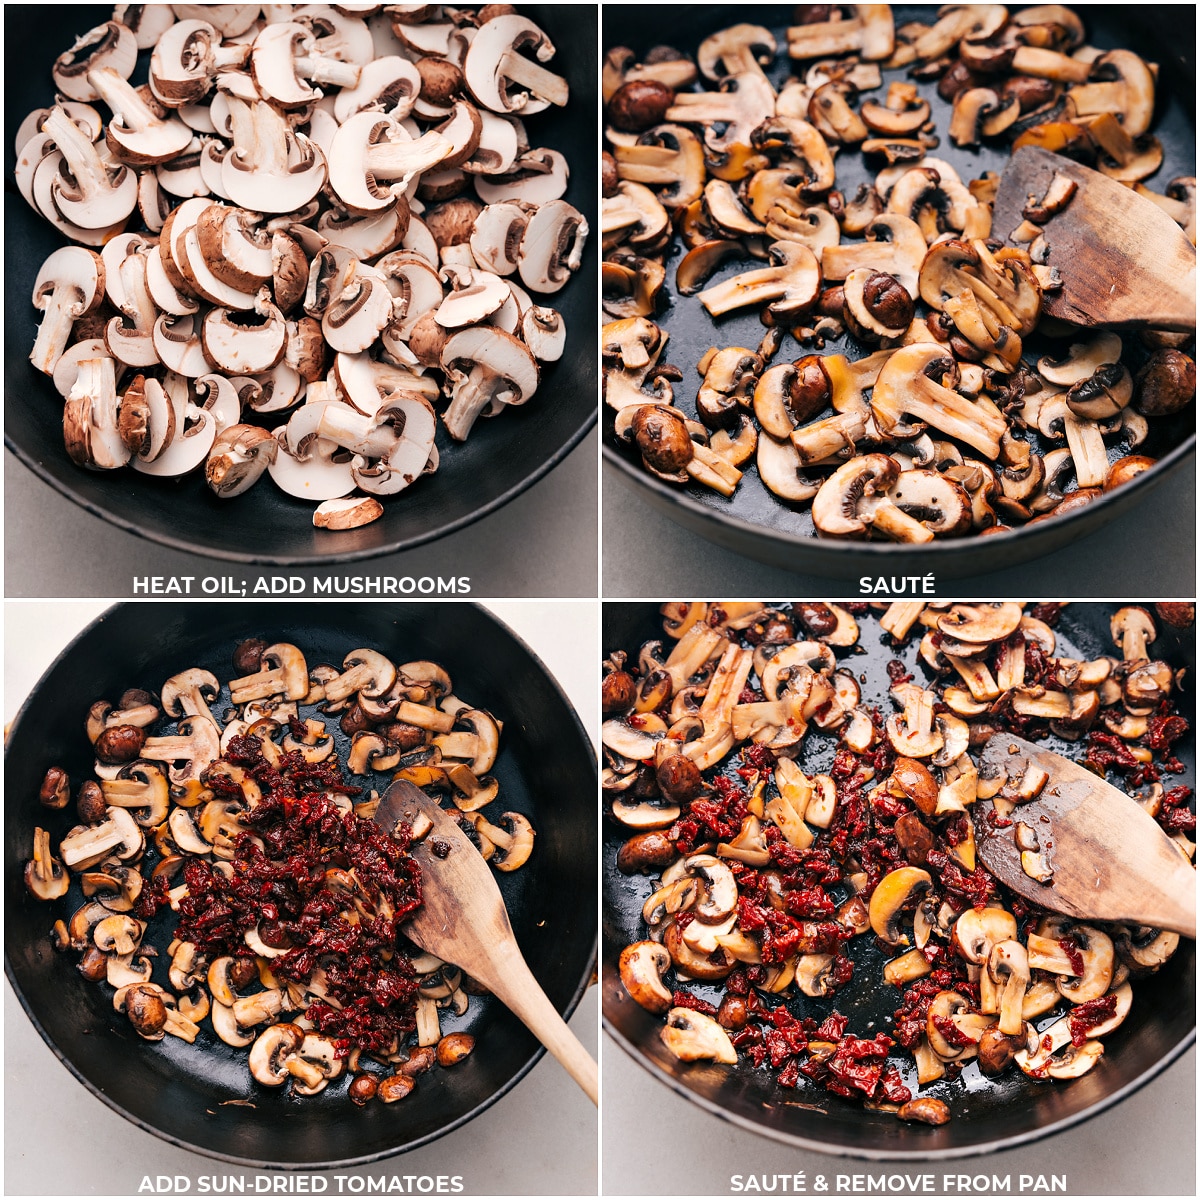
[
  {"xmin": 601, "ymin": 603, "xmax": 1196, "ymax": 1157},
  {"xmin": 601, "ymin": 5, "xmax": 1196, "ymax": 564},
  {"xmin": 4, "ymin": 4, "xmax": 597, "ymax": 564},
  {"xmin": 6, "ymin": 602, "xmax": 597, "ymax": 1168}
]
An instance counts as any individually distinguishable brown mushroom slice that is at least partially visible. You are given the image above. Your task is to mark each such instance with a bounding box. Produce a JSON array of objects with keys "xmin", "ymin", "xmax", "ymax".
[
  {"xmin": 697, "ymin": 241, "xmax": 820, "ymax": 319},
  {"xmin": 660, "ymin": 1007, "xmax": 738, "ymax": 1064},
  {"xmin": 873, "ymin": 344, "xmax": 1007, "ymax": 461},
  {"xmin": 812, "ymin": 454, "xmax": 934, "ymax": 543},
  {"xmin": 786, "ymin": 7, "xmax": 896, "ymax": 61},
  {"xmin": 869, "ymin": 866, "xmax": 932, "ymax": 946},
  {"xmin": 822, "ymin": 213, "xmax": 926, "ymax": 299},
  {"xmin": 518, "ymin": 199, "xmax": 588, "ymax": 295},
  {"xmin": 665, "ymin": 72, "xmax": 776, "ymax": 153}
]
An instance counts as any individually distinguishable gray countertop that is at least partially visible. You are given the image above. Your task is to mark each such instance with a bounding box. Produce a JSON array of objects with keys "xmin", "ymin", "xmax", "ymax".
[
  {"xmin": 602, "ymin": 1033, "xmax": 1195, "ymax": 1197},
  {"xmin": 4, "ymin": 601, "xmax": 599, "ymax": 1196},
  {"xmin": 4, "ymin": 430, "xmax": 598, "ymax": 599},
  {"xmin": 602, "ymin": 459, "xmax": 1196, "ymax": 597}
]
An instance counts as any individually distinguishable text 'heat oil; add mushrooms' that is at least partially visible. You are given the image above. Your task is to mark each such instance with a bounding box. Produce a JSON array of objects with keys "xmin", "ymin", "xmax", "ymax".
[
  {"xmin": 21, "ymin": 4, "xmax": 589, "ymax": 531},
  {"xmin": 25, "ymin": 638, "xmax": 538, "ymax": 1106},
  {"xmin": 602, "ymin": 6, "xmax": 1195, "ymax": 544}
]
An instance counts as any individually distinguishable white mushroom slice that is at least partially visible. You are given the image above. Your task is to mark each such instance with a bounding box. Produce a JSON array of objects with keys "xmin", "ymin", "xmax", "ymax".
[
  {"xmin": 470, "ymin": 203, "xmax": 530, "ymax": 276},
  {"xmin": 313, "ymin": 495, "xmax": 385, "ymax": 529},
  {"xmin": 317, "ymin": 204, "xmax": 408, "ymax": 260},
  {"xmin": 195, "ymin": 205, "xmax": 275, "ymax": 292},
  {"xmin": 268, "ymin": 429, "xmax": 357, "ymax": 500},
  {"xmin": 40, "ymin": 106, "xmax": 139, "ymax": 231},
  {"xmin": 145, "ymin": 245, "xmax": 200, "ymax": 316},
  {"xmin": 30, "ymin": 246, "xmax": 105, "ymax": 376},
  {"xmin": 202, "ymin": 305, "xmax": 289, "ymax": 374},
  {"xmin": 375, "ymin": 250, "xmax": 445, "ymax": 338},
  {"xmin": 87, "ymin": 66, "xmax": 194, "ymax": 164},
  {"xmin": 334, "ymin": 55, "xmax": 422, "ymax": 123},
  {"xmin": 206, "ymin": 424, "xmax": 279, "ymax": 497},
  {"xmin": 322, "ymin": 269, "xmax": 394, "ymax": 353},
  {"xmin": 150, "ymin": 19, "xmax": 249, "ymax": 106},
  {"xmin": 153, "ymin": 314, "xmax": 211, "ymax": 377},
  {"xmin": 63, "ymin": 357, "xmax": 131, "ymax": 470},
  {"xmin": 436, "ymin": 269, "xmax": 510, "ymax": 327},
  {"xmin": 328, "ymin": 111, "xmax": 453, "ymax": 214},
  {"xmin": 440, "ymin": 325, "xmax": 539, "ymax": 441},
  {"xmin": 52, "ymin": 339, "xmax": 114, "ymax": 401},
  {"xmin": 221, "ymin": 98, "xmax": 327, "ymax": 213},
  {"xmin": 475, "ymin": 147, "xmax": 569, "ymax": 206},
  {"xmin": 252, "ymin": 22, "xmax": 362, "ymax": 108},
  {"xmin": 461, "ymin": 109, "xmax": 521, "ymax": 176},
  {"xmin": 520, "ymin": 306, "xmax": 565, "ymax": 361},
  {"xmin": 53, "ymin": 21, "xmax": 138, "ymax": 102},
  {"xmin": 517, "ymin": 199, "xmax": 588, "ymax": 294},
  {"xmin": 464, "ymin": 13, "xmax": 569, "ymax": 116},
  {"xmin": 133, "ymin": 396, "xmax": 219, "ymax": 478}
]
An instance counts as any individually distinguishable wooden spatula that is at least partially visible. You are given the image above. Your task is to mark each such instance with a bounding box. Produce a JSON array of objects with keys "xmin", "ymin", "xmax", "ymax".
[
  {"xmin": 975, "ymin": 733, "xmax": 1196, "ymax": 937},
  {"xmin": 376, "ymin": 779, "xmax": 598, "ymax": 1105},
  {"xmin": 992, "ymin": 145, "xmax": 1196, "ymax": 331}
]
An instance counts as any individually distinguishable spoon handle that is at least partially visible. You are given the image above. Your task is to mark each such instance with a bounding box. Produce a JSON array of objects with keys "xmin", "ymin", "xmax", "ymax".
[{"xmin": 480, "ymin": 941, "xmax": 599, "ymax": 1105}]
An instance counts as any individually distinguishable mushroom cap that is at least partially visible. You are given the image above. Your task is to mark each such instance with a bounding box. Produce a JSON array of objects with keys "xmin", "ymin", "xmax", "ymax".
[
  {"xmin": 248, "ymin": 1022, "xmax": 306, "ymax": 1085},
  {"xmin": 868, "ymin": 865, "xmax": 932, "ymax": 945},
  {"xmin": 464, "ymin": 14, "xmax": 563, "ymax": 116},
  {"xmin": 518, "ymin": 199, "xmax": 588, "ymax": 295},
  {"xmin": 811, "ymin": 453, "xmax": 898, "ymax": 537},
  {"xmin": 618, "ymin": 940, "xmax": 672, "ymax": 1014},
  {"xmin": 660, "ymin": 1006, "xmax": 738, "ymax": 1064}
]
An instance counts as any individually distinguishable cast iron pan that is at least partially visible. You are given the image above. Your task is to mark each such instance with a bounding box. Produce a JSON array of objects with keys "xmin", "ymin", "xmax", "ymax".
[
  {"xmin": 602, "ymin": 6, "xmax": 1197, "ymax": 580},
  {"xmin": 602, "ymin": 603, "xmax": 1196, "ymax": 1157},
  {"xmin": 4, "ymin": 6, "xmax": 597, "ymax": 565},
  {"xmin": 5, "ymin": 602, "xmax": 597, "ymax": 1168}
]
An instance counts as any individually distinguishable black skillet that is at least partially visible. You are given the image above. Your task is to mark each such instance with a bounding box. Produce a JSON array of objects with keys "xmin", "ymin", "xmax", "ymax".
[
  {"xmin": 3, "ymin": 6, "xmax": 597, "ymax": 565},
  {"xmin": 602, "ymin": 603, "xmax": 1196, "ymax": 1157},
  {"xmin": 602, "ymin": 6, "xmax": 1196, "ymax": 580},
  {"xmin": 5, "ymin": 602, "xmax": 597, "ymax": 1168}
]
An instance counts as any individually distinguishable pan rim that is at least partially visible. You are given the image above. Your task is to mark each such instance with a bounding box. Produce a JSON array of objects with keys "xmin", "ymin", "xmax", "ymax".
[
  {"xmin": 602, "ymin": 436, "xmax": 1196, "ymax": 562},
  {"xmin": 5, "ymin": 412, "xmax": 597, "ymax": 569},
  {"xmin": 600, "ymin": 600, "xmax": 1196, "ymax": 1160},
  {"xmin": 600, "ymin": 1015, "xmax": 1195, "ymax": 1161},
  {"xmin": 5, "ymin": 600, "xmax": 598, "ymax": 1169}
]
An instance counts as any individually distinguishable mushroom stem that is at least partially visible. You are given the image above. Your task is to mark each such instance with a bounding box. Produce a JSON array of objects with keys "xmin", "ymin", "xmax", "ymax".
[
  {"xmin": 227, "ymin": 99, "xmax": 289, "ymax": 174},
  {"xmin": 41, "ymin": 107, "xmax": 110, "ymax": 201},
  {"xmin": 86, "ymin": 66, "xmax": 159, "ymax": 133},
  {"xmin": 498, "ymin": 50, "xmax": 569, "ymax": 107},
  {"xmin": 364, "ymin": 131, "xmax": 455, "ymax": 181},
  {"xmin": 293, "ymin": 54, "xmax": 360, "ymax": 90},
  {"xmin": 31, "ymin": 286, "xmax": 84, "ymax": 375},
  {"xmin": 444, "ymin": 365, "xmax": 512, "ymax": 441},
  {"xmin": 316, "ymin": 403, "xmax": 396, "ymax": 458}
]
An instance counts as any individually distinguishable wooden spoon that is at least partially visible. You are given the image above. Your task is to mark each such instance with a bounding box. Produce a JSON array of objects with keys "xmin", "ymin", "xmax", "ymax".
[
  {"xmin": 992, "ymin": 145, "xmax": 1196, "ymax": 331},
  {"xmin": 975, "ymin": 733, "xmax": 1196, "ymax": 937},
  {"xmin": 376, "ymin": 779, "xmax": 598, "ymax": 1105}
]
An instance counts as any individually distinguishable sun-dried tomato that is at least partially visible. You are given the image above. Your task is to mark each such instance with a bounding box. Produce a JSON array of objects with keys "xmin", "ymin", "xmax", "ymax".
[
  {"xmin": 886, "ymin": 659, "xmax": 913, "ymax": 684},
  {"xmin": 1068, "ymin": 994, "xmax": 1117, "ymax": 1047},
  {"xmin": 742, "ymin": 743, "xmax": 778, "ymax": 771},
  {"xmin": 1161, "ymin": 806, "xmax": 1196, "ymax": 833},
  {"xmin": 932, "ymin": 1014, "xmax": 973, "ymax": 1048},
  {"xmin": 815, "ymin": 1012, "xmax": 848, "ymax": 1041},
  {"xmin": 1059, "ymin": 936, "xmax": 1085, "ymax": 977},
  {"xmin": 785, "ymin": 887, "xmax": 836, "ymax": 919},
  {"xmin": 878, "ymin": 1064, "xmax": 912, "ymax": 1104},
  {"xmin": 1029, "ymin": 603, "xmax": 1064, "ymax": 625},
  {"xmin": 672, "ymin": 990, "xmax": 718, "ymax": 1016}
]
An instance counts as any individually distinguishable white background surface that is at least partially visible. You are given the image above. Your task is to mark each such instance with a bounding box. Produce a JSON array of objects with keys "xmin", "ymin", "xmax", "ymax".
[
  {"xmin": 5, "ymin": 429, "xmax": 598, "ymax": 599},
  {"xmin": 5, "ymin": 600, "xmax": 599, "ymax": 1196}
]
